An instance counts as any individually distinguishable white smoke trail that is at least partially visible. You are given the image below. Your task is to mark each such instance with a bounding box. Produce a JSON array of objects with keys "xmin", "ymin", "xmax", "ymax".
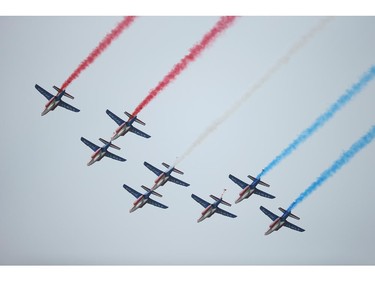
[{"xmin": 176, "ymin": 17, "xmax": 334, "ymax": 165}]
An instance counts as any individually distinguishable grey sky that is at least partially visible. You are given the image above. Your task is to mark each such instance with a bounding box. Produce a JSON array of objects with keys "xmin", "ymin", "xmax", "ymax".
[{"xmin": 1, "ymin": 16, "xmax": 375, "ymax": 265}]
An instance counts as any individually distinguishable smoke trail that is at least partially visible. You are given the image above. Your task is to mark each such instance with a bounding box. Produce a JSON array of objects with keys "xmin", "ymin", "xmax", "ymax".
[
  {"xmin": 287, "ymin": 125, "xmax": 375, "ymax": 212},
  {"xmin": 260, "ymin": 64, "xmax": 375, "ymax": 178},
  {"xmin": 60, "ymin": 16, "xmax": 136, "ymax": 90},
  {"xmin": 131, "ymin": 16, "xmax": 237, "ymax": 116},
  {"xmin": 176, "ymin": 17, "xmax": 333, "ymax": 165}
]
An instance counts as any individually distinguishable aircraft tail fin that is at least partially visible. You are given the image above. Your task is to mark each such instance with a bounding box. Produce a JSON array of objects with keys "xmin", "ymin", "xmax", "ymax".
[
  {"xmin": 248, "ymin": 174, "xmax": 270, "ymax": 187},
  {"xmin": 53, "ymin": 85, "xmax": 74, "ymax": 99},
  {"xmin": 141, "ymin": 185, "xmax": 162, "ymax": 197},
  {"xmin": 279, "ymin": 207, "xmax": 300, "ymax": 220},
  {"xmin": 210, "ymin": 194, "xmax": 231, "ymax": 207},
  {"xmin": 99, "ymin": 138, "xmax": 121, "ymax": 150},
  {"xmin": 162, "ymin": 162, "xmax": 184, "ymax": 175},
  {"xmin": 124, "ymin": 111, "xmax": 146, "ymax": 126}
]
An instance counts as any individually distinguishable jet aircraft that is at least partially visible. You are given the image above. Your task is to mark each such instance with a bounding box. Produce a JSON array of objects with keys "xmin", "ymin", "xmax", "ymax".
[
  {"xmin": 229, "ymin": 174, "xmax": 275, "ymax": 203},
  {"xmin": 191, "ymin": 189, "xmax": 237, "ymax": 223},
  {"xmin": 106, "ymin": 109, "xmax": 151, "ymax": 141},
  {"xmin": 35, "ymin": 84, "xmax": 80, "ymax": 116},
  {"xmin": 123, "ymin": 184, "xmax": 168, "ymax": 213},
  {"xmin": 260, "ymin": 206, "xmax": 305, "ymax": 235},
  {"xmin": 80, "ymin": 137, "xmax": 126, "ymax": 166},
  {"xmin": 144, "ymin": 161, "xmax": 190, "ymax": 190}
]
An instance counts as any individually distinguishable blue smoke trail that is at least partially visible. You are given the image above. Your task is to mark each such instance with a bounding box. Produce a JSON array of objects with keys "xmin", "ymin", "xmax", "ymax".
[
  {"xmin": 259, "ymin": 65, "xmax": 375, "ymax": 178},
  {"xmin": 287, "ymin": 124, "xmax": 375, "ymax": 212}
]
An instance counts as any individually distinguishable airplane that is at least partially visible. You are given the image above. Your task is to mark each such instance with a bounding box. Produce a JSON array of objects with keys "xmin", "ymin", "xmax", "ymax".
[
  {"xmin": 35, "ymin": 84, "xmax": 80, "ymax": 116},
  {"xmin": 123, "ymin": 184, "xmax": 168, "ymax": 213},
  {"xmin": 260, "ymin": 206, "xmax": 305, "ymax": 235},
  {"xmin": 106, "ymin": 109, "xmax": 151, "ymax": 141},
  {"xmin": 80, "ymin": 137, "xmax": 126, "ymax": 166},
  {"xmin": 144, "ymin": 161, "xmax": 190, "ymax": 190},
  {"xmin": 191, "ymin": 189, "xmax": 237, "ymax": 223},
  {"xmin": 229, "ymin": 173, "xmax": 275, "ymax": 204}
]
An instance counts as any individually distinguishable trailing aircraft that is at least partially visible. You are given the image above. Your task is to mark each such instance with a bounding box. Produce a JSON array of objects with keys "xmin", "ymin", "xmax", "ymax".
[
  {"xmin": 229, "ymin": 174, "xmax": 275, "ymax": 203},
  {"xmin": 260, "ymin": 206, "xmax": 305, "ymax": 235},
  {"xmin": 80, "ymin": 137, "xmax": 126, "ymax": 166},
  {"xmin": 35, "ymin": 84, "xmax": 79, "ymax": 116},
  {"xmin": 106, "ymin": 109, "xmax": 150, "ymax": 141},
  {"xmin": 144, "ymin": 161, "xmax": 189, "ymax": 190},
  {"xmin": 123, "ymin": 184, "xmax": 168, "ymax": 213},
  {"xmin": 191, "ymin": 189, "xmax": 237, "ymax": 223}
]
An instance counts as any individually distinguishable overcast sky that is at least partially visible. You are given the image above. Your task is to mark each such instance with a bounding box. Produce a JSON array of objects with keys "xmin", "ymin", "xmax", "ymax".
[{"xmin": 1, "ymin": 16, "xmax": 375, "ymax": 265}]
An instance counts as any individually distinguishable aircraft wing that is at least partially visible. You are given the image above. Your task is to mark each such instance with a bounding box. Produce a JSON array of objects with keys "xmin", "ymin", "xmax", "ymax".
[
  {"xmin": 58, "ymin": 100, "xmax": 80, "ymax": 113},
  {"xmin": 81, "ymin": 137, "xmax": 100, "ymax": 151},
  {"xmin": 284, "ymin": 221, "xmax": 305, "ymax": 232},
  {"xmin": 147, "ymin": 198, "xmax": 168, "ymax": 209},
  {"xmin": 123, "ymin": 184, "xmax": 142, "ymax": 198},
  {"xmin": 106, "ymin": 109, "xmax": 124, "ymax": 126},
  {"xmin": 216, "ymin": 207, "xmax": 237, "ymax": 218},
  {"xmin": 130, "ymin": 126, "xmax": 151, "ymax": 139},
  {"xmin": 229, "ymin": 174, "xmax": 248, "ymax": 189},
  {"xmin": 105, "ymin": 151, "xmax": 126, "ymax": 162},
  {"xmin": 168, "ymin": 175, "xmax": 190, "ymax": 187},
  {"xmin": 260, "ymin": 206, "xmax": 278, "ymax": 221},
  {"xmin": 191, "ymin": 194, "xmax": 210, "ymax": 208},
  {"xmin": 144, "ymin": 162, "xmax": 163, "ymax": 176},
  {"xmin": 254, "ymin": 189, "xmax": 275, "ymax": 199},
  {"xmin": 35, "ymin": 84, "xmax": 54, "ymax": 100}
]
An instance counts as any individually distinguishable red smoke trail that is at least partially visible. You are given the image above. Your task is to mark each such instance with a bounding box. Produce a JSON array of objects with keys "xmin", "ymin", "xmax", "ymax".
[
  {"xmin": 132, "ymin": 16, "xmax": 237, "ymax": 116},
  {"xmin": 60, "ymin": 16, "xmax": 137, "ymax": 90}
]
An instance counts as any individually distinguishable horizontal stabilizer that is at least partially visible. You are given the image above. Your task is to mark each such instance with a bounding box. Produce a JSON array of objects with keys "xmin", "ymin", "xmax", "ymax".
[
  {"xmin": 125, "ymin": 111, "xmax": 145, "ymax": 126},
  {"xmin": 173, "ymin": 167, "xmax": 184, "ymax": 175},
  {"xmin": 162, "ymin": 163, "xmax": 184, "ymax": 175},
  {"xmin": 99, "ymin": 138, "xmax": 120, "ymax": 150},
  {"xmin": 279, "ymin": 207, "xmax": 300, "ymax": 220},
  {"xmin": 210, "ymin": 195, "xmax": 231, "ymax": 207},
  {"xmin": 248, "ymin": 175, "xmax": 270, "ymax": 187},
  {"xmin": 53, "ymin": 85, "xmax": 74, "ymax": 99},
  {"xmin": 141, "ymin": 185, "xmax": 162, "ymax": 197}
]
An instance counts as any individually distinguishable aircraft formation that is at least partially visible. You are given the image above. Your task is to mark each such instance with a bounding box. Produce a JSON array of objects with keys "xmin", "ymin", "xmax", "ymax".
[
  {"xmin": 35, "ymin": 83, "xmax": 305, "ymax": 235},
  {"xmin": 34, "ymin": 17, "xmax": 375, "ymax": 237}
]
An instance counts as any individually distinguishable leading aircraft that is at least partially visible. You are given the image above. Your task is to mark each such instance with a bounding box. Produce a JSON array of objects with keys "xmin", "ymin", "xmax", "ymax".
[
  {"xmin": 260, "ymin": 206, "xmax": 305, "ymax": 235},
  {"xmin": 106, "ymin": 109, "xmax": 151, "ymax": 141},
  {"xmin": 123, "ymin": 184, "xmax": 168, "ymax": 213},
  {"xmin": 80, "ymin": 137, "xmax": 126, "ymax": 166},
  {"xmin": 191, "ymin": 189, "xmax": 237, "ymax": 223},
  {"xmin": 144, "ymin": 161, "xmax": 190, "ymax": 190},
  {"xmin": 229, "ymin": 173, "xmax": 275, "ymax": 204},
  {"xmin": 35, "ymin": 84, "xmax": 80, "ymax": 116}
]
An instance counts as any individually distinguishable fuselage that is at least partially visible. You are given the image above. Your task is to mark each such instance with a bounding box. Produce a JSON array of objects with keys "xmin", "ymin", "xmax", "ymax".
[
  {"xmin": 41, "ymin": 92, "xmax": 65, "ymax": 116},
  {"xmin": 152, "ymin": 171, "xmax": 172, "ymax": 189},
  {"xmin": 235, "ymin": 185, "xmax": 256, "ymax": 203},
  {"xmin": 197, "ymin": 199, "xmax": 222, "ymax": 223},
  {"xmin": 235, "ymin": 178, "xmax": 260, "ymax": 203},
  {"xmin": 112, "ymin": 118, "xmax": 136, "ymax": 141},
  {"xmin": 42, "ymin": 97, "xmax": 59, "ymax": 116},
  {"xmin": 88, "ymin": 147, "xmax": 107, "ymax": 166},
  {"xmin": 265, "ymin": 213, "xmax": 290, "ymax": 235},
  {"xmin": 112, "ymin": 123, "xmax": 130, "ymax": 140},
  {"xmin": 130, "ymin": 195, "xmax": 148, "ymax": 213},
  {"xmin": 198, "ymin": 205, "xmax": 217, "ymax": 222}
]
